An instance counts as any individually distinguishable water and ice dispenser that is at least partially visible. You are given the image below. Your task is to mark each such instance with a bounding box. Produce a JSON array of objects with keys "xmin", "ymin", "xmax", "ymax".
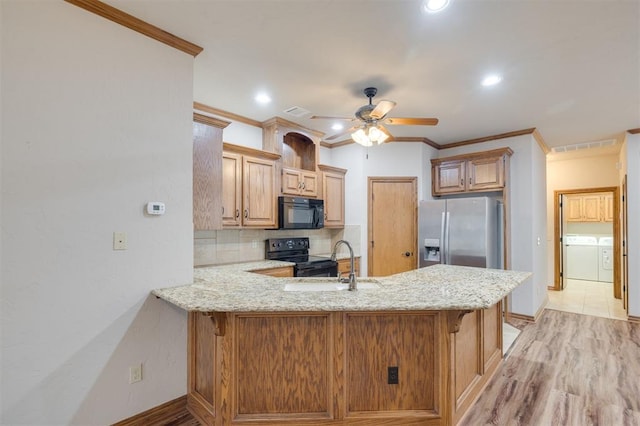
[{"xmin": 423, "ymin": 238, "xmax": 441, "ymax": 265}]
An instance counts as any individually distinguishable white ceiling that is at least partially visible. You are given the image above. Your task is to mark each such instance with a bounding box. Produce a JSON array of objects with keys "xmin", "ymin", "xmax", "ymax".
[{"xmin": 110, "ymin": 0, "xmax": 639, "ymax": 148}]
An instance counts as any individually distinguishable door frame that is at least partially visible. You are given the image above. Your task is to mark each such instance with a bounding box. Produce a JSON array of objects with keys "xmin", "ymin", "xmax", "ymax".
[
  {"xmin": 553, "ymin": 186, "xmax": 620, "ymax": 295},
  {"xmin": 367, "ymin": 176, "xmax": 418, "ymax": 276}
]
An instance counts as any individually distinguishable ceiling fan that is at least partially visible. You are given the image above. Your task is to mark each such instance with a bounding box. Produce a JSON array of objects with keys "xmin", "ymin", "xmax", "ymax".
[{"xmin": 311, "ymin": 87, "xmax": 438, "ymax": 146}]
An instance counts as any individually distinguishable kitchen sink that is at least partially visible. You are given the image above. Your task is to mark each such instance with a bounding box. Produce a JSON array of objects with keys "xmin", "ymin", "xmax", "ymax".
[{"xmin": 283, "ymin": 278, "xmax": 380, "ymax": 292}]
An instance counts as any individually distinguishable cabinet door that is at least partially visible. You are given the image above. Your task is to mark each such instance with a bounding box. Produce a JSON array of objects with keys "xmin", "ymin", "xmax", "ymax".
[
  {"xmin": 323, "ymin": 171, "xmax": 345, "ymax": 228},
  {"xmin": 582, "ymin": 195, "xmax": 601, "ymax": 221},
  {"xmin": 282, "ymin": 168, "xmax": 303, "ymax": 196},
  {"xmin": 299, "ymin": 171, "xmax": 318, "ymax": 197},
  {"xmin": 243, "ymin": 156, "xmax": 277, "ymax": 228},
  {"xmin": 565, "ymin": 196, "xmax": 583, "ymax": 222},
  {"xmin": 603, "ymin": 194, "xmax": 614, "ymax": 222},
  {"xmin": 222, "ymin": 152, "xmax": 242, "ymax": 227},
  {"xmin": 433, "ymin": 161, "xmax": 466, "ymax": 195},
  {"xmin": 467, "ymin": 156, "xmax": 504, "ymax": 191},
  {"xmin": 193, "ymin": 121, "xmax": 223, "ymax": 230}
]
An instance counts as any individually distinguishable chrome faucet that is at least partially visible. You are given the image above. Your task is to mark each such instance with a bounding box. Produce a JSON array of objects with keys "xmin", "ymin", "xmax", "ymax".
[{"xmin": 331, "ymin": 240, "xmax": 357, "ymax": 291}]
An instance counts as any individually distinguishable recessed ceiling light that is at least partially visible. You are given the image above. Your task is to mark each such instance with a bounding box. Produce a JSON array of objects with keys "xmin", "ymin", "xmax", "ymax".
[
  {"xmin": 481, "ymin": 75, "xmax": 503, "ymax": 87},
  {"xmin": 331, "ymin": 123, "xmax": 344, "ymax": 131},
  {"xmin": 423, "ymin": 0, "xmax": 450, "ymax": 13},
  {"xmin": 255, "ymin": 92, "xmax": 272, "ymax": 104}
]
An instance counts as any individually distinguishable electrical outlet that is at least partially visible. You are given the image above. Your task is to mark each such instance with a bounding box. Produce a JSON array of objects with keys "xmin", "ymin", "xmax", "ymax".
[
  {"xmin": 388, "ymin": 366, "xmax": 399, "ymax": 385},
  {"xmin": 113, "ymin": 232, "xmax": 127, "ymax": 250},
  {"xmin": 129, "ymin": 364, "xmax": 142, "ymax": 384}
]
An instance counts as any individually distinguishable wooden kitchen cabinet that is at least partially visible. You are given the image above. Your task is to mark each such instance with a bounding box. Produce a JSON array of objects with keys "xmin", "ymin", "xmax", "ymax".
[
  {"xmin": 192, "ymin": 113, "xmax": 230, "ymax": 231},
  {"xmin": 222, "ymin": 143, "xmax": 280, "ymax": 229},
  {"xmin": 251, "ymin": 266, "xmax": 294, "ymax": 277},
  {"xmin": 566, "ymin": 193, "xmax": 613, "ymax": 222},
  {"xmin": 318, "ymin": 164, "xmax": 347, "ymax": 228},
  {"xmin": 282, "ymin": 167, "xmax": 318, "ymax": 197},
  {"xmin": 337, "ymin": 257, "xmax": 359, "ymax": 277},
  {"xmin": 431, "ymin": 148, "xmax": 512, "ymax": 196}
]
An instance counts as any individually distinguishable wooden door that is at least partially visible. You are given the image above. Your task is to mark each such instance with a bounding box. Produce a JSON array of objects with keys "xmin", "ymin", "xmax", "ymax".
[
  {"xmin": 242, "ymin": 156, "xmax": 277, "ymax": 228},
  {"xmin": 221, "ymin": 152, "xmax": 242, "ymax": 227},
  {"xmin": 604, "ymin": 194, "xmax": 614, "ymax": 222},
  {"xmin": 281, "ymin": 167, "xmax": 302, "ymax": 196},
  {"xmin": 368, "ymin": 177, "xmax": 417, "ymax": 276}
]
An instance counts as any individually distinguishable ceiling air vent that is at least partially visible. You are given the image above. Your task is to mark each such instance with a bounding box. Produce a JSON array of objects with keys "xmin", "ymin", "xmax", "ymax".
[
  {"xmin": 551, "ymin": 139, "xmax": 617, "ymax": 153},
  {"xmin": 283, "ymin": 106, "xmax": 311, "ymax": 118}
]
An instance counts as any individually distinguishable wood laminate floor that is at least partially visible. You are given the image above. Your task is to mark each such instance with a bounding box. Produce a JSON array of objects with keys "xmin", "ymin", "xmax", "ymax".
[{"xmin": 461, "ymin": 309, "xmax": 640, "ymax": 426}]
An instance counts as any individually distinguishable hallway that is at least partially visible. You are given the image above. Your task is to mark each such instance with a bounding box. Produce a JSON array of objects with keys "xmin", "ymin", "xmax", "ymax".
[{"xmin": 547, "ymin": 279, "xmax": 627, "ymax": 320}]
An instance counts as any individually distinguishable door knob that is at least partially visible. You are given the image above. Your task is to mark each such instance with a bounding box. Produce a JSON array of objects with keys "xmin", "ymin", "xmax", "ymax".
[{"xmin": 403, "ymin": 251, "xmax": 412, "ymax": 257}]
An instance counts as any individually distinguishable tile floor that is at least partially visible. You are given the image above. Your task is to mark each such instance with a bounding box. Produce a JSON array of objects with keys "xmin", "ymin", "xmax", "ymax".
[{"xmin": 547, "ymin": 278, "xmax": 627, "ymax": 320}]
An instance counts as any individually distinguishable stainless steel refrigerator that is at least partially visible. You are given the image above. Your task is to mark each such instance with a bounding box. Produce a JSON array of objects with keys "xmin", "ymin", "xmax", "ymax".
[{"xmin": 418, "ymin": 197, "xmax": 503, "ymax": 269}]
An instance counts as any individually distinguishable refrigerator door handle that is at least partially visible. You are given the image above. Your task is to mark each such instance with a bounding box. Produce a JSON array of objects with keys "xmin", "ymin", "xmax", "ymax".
[
  {"xmin": 438, "ymin": 212, "xmax": 447, "ymax": 263},
  {"xmin": 444, "ymin": 212, "xmax": 451, "ymax": 264}
]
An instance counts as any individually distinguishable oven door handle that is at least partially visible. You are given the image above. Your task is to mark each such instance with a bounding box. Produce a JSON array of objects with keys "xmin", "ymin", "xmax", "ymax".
[{"xmin": 313, "ymin": 207, "xmax": 320, "ymax": 228}]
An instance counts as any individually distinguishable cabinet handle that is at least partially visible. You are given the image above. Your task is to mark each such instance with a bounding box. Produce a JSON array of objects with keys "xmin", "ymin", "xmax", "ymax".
[
  {"xmin": 222, "ymin": 206, "xmax": 224, "ymax": 214},
  {"xmin": 298, "ymin": 182, "xmax": 302, "ymax": 189},
  {"xmin": 460, "ymin": 179, "xmax": 463, "ymax": 185},
  {"xmin": 235, "ymin": 209, "xmax": 240, "ymax": 218},
  {"xmin": 301, "ymin": 182, "xmax": 306, "ymax": 189},
  {"xmin": 325, "ymin": 213, "xmax": 328, "ymax": 220},
  {"xmin": 403, "ymin": 251, "xmax": 412, "ymax": 257},
  {"xmin": 244, "ymin": 209, "xmax": 248, "ymax": 219}
]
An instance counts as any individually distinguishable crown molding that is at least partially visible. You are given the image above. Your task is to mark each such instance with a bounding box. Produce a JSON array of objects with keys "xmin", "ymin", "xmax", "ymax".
[
  {"xmin": 65, "ymin": 0, "xmax": 203, "ymax": 57},
  {"xmin": 193, "ymin": 102, "xmax": 262, "ymax": 128}
]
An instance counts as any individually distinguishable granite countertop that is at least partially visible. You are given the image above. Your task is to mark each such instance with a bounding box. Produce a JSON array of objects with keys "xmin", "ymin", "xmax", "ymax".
[{"xmin": 153, "ymin": 262, "xmax": 531, "ymax": 313}]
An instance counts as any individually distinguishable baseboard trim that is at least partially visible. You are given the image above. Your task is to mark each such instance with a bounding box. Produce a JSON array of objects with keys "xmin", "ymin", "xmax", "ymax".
[
  {"xmin": 112, "ymin": 395, "xmax": 190, "ymax": 426},
  {"xmin": 508, "ymin": 312, "xmax": 536, "ymax": 323},
  {"xmin": 628, "ymin": 315, "xmax": 640, "ymax": 324}
]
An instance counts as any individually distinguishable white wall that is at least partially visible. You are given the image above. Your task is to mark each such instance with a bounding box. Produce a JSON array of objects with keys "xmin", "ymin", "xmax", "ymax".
[
  {"xmin": 439, "ymin": 135, "xmax": 548, "ymax": 317},
  {"xmin": 626, "ymin": 133, "xmax": 640, "ymax": 317},
  {"xmin": 1, "ymin": 2, "xmax": 194, "ymax": 424},
  {"xmin": 220, "ymin": 120, "xmax": 263, "ymax": 150}
]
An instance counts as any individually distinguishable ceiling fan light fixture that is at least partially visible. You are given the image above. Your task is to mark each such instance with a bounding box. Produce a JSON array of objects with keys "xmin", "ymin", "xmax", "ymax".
[
  {"xmin": 352, "ymin": 129, "xmax": 374, "ymax": 147},
  {"xmin": 423, "ymin": 0, "xmax": 450, "ymax": 13}
]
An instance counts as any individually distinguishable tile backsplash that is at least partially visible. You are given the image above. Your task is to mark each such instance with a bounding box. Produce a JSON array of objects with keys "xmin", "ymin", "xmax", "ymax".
[{"xmin": 194, "ymin": 225, "xmax": 361, "ymax": 266}]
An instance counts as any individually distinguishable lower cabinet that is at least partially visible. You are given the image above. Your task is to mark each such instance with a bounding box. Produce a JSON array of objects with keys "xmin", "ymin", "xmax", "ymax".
[
  {"xmin": 187, "ymin": 302, "xmax": 502, "ymax": 425},
  {"xmin": 337, "ymin": 257, "xmax": 360, "ymax": 277},
  {"xmin": 251, "ymin": 266, "xmax": 294, "ymax": 277}
]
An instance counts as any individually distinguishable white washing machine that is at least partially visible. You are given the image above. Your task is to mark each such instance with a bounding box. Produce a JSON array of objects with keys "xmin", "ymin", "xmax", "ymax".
[
  {"xmin": 598, "ymin": 237, "xmax": 613, "ymax": 283},
  {"xmin": 565, "ymin": 235, "xmax": 599, "ymax": 281}
]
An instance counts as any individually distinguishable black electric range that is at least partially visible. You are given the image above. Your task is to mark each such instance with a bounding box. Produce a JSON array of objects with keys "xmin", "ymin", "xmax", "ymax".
[{"xmin": 265, "ymin": 237, "xmax": 338, "ymax": 277}]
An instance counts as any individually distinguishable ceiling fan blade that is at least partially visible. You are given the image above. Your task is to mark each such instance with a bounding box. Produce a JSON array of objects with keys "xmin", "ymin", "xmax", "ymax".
[
  {"xmin": 310, "ymin": 115, "xmax": 354, "ymax": 120},
  {"xmin": 385, "ymin": 117, "xmax": 439, "ymax": 126},
  {"xmin": 369, "ymin": 100, "xmax": 397, "ymax": 120},
  {"xmin": 324, "ymin": 125, "xmax": 361, "ymax": 141}
]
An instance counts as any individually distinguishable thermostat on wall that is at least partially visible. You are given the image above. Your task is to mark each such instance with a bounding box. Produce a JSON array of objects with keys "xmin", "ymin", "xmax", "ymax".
[{"xmin": 146, "ymin": 202, "xmax": 165, "ymax": 215}]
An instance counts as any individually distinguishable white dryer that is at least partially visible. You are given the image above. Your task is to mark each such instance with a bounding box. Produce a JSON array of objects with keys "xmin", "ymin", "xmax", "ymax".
[
  {"xmin": 598, "ymin": 237, "xmax": 613, "ymax": 283},
  {"xmin": 565, "ymin": 235, "xmax": 599, "ymax": 281}
]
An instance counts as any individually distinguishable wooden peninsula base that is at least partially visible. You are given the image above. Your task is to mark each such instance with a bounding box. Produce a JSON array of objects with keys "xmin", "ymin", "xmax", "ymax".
[{"xmin": 187, "ymin": 302, "xmax": 503, "ymax": 426}]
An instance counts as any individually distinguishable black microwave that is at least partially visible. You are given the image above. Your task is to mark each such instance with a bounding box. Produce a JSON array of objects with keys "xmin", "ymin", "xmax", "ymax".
[{"xmin": 278, "ymin": 196, "xmax": 324, "ymax": 229}]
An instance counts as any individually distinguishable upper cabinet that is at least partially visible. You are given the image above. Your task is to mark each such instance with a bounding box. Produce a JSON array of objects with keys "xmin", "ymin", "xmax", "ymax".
[
  {"xmin": 566, "ymin": 193, "xmax": 613, "ymax": 222},
  {"xmin": 431, "ymin": 148, "xmax": 513, "ymax": 196},
  {"xmin": 318, "ymin": 164, "xmax": 347, "ymax": 228},
  {"xmin": 262, "ymin": 117, "xmax": 324, "ymax": 198},
  {"xmin": 193, "ymin": 112, "xmax": 230, "ymax": 231},
  {"xmin": 222, "ymin": 143, "xmax": 280, "ymax": 229}
]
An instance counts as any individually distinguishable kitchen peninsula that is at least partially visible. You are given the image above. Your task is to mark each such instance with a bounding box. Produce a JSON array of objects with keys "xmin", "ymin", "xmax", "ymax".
[{"xmin": 154, "ymin": 263, "xmax": 530, "ymax": 426}]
